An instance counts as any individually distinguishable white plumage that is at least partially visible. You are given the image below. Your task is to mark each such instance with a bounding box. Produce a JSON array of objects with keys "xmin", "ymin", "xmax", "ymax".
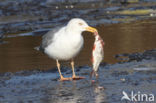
[{"xmin": 44, "ymin": 27, "xmax": 84, "ymax": 60}]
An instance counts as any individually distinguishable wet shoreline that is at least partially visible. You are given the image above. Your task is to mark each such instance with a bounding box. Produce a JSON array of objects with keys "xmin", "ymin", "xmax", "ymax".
[{"xmin": 0, "ymin": 49, "xmax": 155, "ymax": 103}]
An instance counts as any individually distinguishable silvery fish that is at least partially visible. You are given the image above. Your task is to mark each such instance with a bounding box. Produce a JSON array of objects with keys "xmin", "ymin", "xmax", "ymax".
[{"xmin": 91, "ymin": 31, "xmax": 104, "ymax": 79}]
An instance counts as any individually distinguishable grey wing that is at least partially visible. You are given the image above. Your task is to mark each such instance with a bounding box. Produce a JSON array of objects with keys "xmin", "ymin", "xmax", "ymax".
[{"xmin": 39, "ymin": 26, "xmax": 62, "ymax": 52}]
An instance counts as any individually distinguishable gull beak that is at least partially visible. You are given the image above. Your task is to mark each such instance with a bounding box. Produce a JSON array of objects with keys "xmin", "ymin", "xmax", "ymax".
[{"xmin": 85, "ymin": 26, "xmax": 97, "ymax": 33}]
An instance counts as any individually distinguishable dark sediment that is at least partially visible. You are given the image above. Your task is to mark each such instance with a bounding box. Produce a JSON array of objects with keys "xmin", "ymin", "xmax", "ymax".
[{"xmin": 0, "ymin": 0, "xmax": 156, "ymax": 35}]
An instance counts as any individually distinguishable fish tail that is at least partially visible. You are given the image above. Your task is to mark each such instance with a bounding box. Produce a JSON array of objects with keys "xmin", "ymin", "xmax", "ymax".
[
  {"xmin": 90, "ymin": 70, "xmax": 94, "ymax": 78},
  {"xmin": 90, "ymin": 70, "xmax": 99, "ymax": 79}
]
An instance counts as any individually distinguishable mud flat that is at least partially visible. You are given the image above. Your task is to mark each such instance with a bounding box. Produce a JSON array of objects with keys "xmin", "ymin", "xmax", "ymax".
[
  {"xmin": 0, "ymin": 49, "xmax": 155, "ymax": 103},
  {"xmin": 0, "ymin": 0, "xmax": 156, "ymax": 34}
]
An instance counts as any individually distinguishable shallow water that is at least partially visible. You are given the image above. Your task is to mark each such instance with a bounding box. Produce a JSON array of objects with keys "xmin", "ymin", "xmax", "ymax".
[{"xmin": 0, "ymin": 18, "xmax": 156, "ymax": 73}]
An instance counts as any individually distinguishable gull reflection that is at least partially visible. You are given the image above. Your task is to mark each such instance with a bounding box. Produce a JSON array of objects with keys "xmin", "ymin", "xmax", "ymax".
[
  {"xmin": 47, "ymin": 79, "xmax": 107, "ymax": 103},
  {"xmin": 48, "ymin": 81, "xmax": 83, "ymax": 103}
]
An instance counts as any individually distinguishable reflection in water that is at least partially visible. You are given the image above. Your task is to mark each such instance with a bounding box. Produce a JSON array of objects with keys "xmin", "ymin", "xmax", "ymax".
[
  {"xmin": 46, "ymin": 80, "xmax": 106, "ymax": 103},
  {"xmin": 47, "ymin": 81, "xmax": 83, "ymax": 103},
  {"xmin": 92, "ymin": 81, "xmax": 107, "ymax": 103},
  {"xmin": 0, "ymin": 19, "xmax": 156, "ymax": 73},
  {"xmin": 53, "ymin": 82, "xmax": 80, "ymax": 103}
]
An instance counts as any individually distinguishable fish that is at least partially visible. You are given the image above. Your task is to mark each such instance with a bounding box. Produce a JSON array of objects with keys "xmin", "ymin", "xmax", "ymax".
[{"xmin": 91, "ymin": 31, "xmax": 104, "ymax": 79}]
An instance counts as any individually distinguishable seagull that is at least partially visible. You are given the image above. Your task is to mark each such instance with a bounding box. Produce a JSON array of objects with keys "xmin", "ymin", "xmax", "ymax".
[{"xmin": 37, "ymin": 18, "xmax": 97, "ymax": 81}]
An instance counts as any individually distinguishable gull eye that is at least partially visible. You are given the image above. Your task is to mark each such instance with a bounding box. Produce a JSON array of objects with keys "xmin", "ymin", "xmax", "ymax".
[{"xmin": 79, "ymin": 22, "xmax": 83, "ymax": 26}]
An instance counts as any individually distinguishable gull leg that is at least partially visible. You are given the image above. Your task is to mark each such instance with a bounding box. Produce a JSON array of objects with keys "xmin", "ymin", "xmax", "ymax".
[
  {"xmin": 56, "ymin": 60, "xmax": 72, "ymax": 81},
  {"xmin": 71, "ymin": 60, "xmax": 76, "ymax": 77},
  {"xmin": 71, "ymin": 60, "xmax": 85, "ymax": 80}
]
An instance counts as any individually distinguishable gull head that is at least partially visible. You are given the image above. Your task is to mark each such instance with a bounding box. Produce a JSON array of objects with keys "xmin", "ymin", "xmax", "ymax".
[{"xmin": 66, "ymin": 18, "xmax": 97, "ymax": 34}]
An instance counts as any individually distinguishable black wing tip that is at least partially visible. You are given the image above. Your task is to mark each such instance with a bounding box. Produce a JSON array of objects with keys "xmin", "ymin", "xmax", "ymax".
[
  {"xmin": 34, "ymin": 46, "xmax": 40, "ymax": 51},
  {"xmin": 34, "ymin": 46, "xmax": 45, "ymax": 53}
]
